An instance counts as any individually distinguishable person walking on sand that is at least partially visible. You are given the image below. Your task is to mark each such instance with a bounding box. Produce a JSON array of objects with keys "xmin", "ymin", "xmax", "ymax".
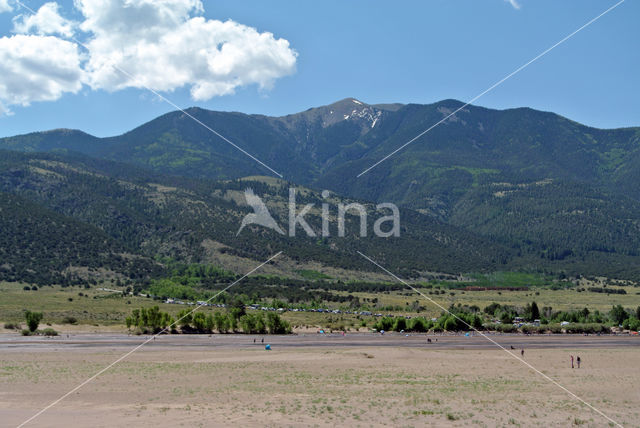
[
  {"xmin": 576, "ymin": 356, "xmax": 581, "ymax": 369},
  {"xmin": 521, "ymin": 348, "xmax": 524, "ymax": 357},
  {"xmin": 570, "ymin": 355, "xmax": 574, "ymax": 369}
]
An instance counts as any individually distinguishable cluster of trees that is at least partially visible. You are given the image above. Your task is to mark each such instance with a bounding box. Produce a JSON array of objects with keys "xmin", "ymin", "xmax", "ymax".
[
  {"xmin": 484, "ymin": 301, "xmax": 605, "ymax": 325},
  {"xmin": 484, "ymin": 301, "xmax": 541, "ymax": 323},
  {"xmin": 548, "ymin": 308, "xmax": 606, "ymax": 324},
  {"xmin": 373, "ymin": 307, "xmax": 484, "ymax": 333},
  {"xmin": 369, "ymin": 302, "xmax": 640, "ymax": 334},
  {"xmin": 125, "ymin": 306, "xmax": 174, "ymax": 334},
  {"xmin": 176, "ymin": 302, "xmax": 291, "ymax": 334},
  {"xmin": 374, "ymin": 316, "xmax": 428, "ymax": 332},
  {"xmin": 176, "ymin": 310, "xmax": 292, "ymax": 335},
  {"xmin": 483, "ymin": 301, "xmax": 640, "ymax": 331},
  {"xmin": 125, "ymin": 304, "xmax": 291, "ymax": 335},
  {"xmin": 610, "ymin": 304, "xmax": 640, "ymax": 330}
]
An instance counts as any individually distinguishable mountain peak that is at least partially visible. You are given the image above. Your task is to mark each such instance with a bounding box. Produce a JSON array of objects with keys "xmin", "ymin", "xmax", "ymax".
[
  {"xmin": 328, "ymin": 97, "xmax": 368, "ymax": 108},
  {"xmin": 280, "ymin": 97, "xmax": 382, "ymax": 130}
]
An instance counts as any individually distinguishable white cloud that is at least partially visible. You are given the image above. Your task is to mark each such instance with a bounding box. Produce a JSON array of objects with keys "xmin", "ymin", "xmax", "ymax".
[
  {"xmin": 13, "ymin": 2, "xmax": 75, "ymax": 37},
  {"xmin": 76, "ymin": 0, "xmax": 297, "ymax": 97},
  {"xmin": 0, "ymin": 0, "xmax": 297, "ymax": 113},
  {"xmin": 0, "ymin": 0, "xmax": 12, "ymax": 13},
  {"xmin": 0, "ymin": 34, "xmax": 84, "ymax": 112},
  {"xmin": 504, "ymin": 0, "xmax": 521, "ymax": 9}
]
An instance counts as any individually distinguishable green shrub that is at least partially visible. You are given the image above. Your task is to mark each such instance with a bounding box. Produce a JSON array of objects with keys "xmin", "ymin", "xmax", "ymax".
[
  {"xmin": 21, "ymin": 329, "xmax": 31, "ymax": 336},
  {"xmin": 373, "ymin": 317, "xmax": 394, "ymax": 331},
  {"xmin": 545, "ymin": 324, "xmax": 565, "ymax": 334},
  {"xmin": 214, "ymin": 311, "xmax": 230, "ymax": 333},
  {"xmin": 61, "ymin": 316, "xmax": 78, "ymax": 325},
  {"xmin": 266, "ymin": 312, "xmax": 291, "ymax": 334},
  {"xmin": 443, "ymin": 317, "xmax": 457, "ymax": 331},
  {"xmin": 409, "ymin": 317, "xmax": 429, "ymax": 332},
  {"xmin": 3, "ymin": 322, "xmax": 20, "ymax": 330},
  {"xmin": 177, "ymin": 309, "xmax": 193, "ymax": 329},
  {"xmin": 42, "ymin": 328, "xmax": 58, "ymax": 336},
  {"xmin": 25, "ymin": 311, "xmax": 43, "ymax": 332},
  {"xmin": 240, "ymin": 313, "xmax": 267, "ymax": 334},
  {"xmin": 493, "ymin": 324, "xmax": 517, "ymax": 333},
  {"xmin": 520, "ymin": 325, "xmax": 540, "ymax": 334},
  {"xmin": 192, "ymin": 312, "xmax": 209, "ymax": 333},
  {"xmin": 393, "ymin": 317, "xmax": 407, "ymax": 332},
  {"xmin": 564, "ymin": 323, "xmax": 609, "ymax": 334}
]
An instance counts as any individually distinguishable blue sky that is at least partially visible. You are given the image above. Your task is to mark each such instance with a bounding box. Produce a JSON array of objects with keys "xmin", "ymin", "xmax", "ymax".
[{"xmin": 0, "ymin": 0, "xmax": 637, "ymax": 137}]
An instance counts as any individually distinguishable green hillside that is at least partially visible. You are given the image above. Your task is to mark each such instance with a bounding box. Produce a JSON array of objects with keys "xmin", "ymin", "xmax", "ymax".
[
  {"xmin": 0, "ymin": 151, "xmax": 506, "ymax": 283},
  {"xmin": 1, "ymin": 99, "xmax": 640, "ymax": 281},
  {"xmin": 0, "ymin": 191, "xmax": 161, "ymax": 285}
]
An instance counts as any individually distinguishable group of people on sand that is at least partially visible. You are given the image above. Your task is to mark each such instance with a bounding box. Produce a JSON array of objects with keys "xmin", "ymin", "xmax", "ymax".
[{"xmin": 510, "ymin": 345, "xmax": 583, "ymax": 369}]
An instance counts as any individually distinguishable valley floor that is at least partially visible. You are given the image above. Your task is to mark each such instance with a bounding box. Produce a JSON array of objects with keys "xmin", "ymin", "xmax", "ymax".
[{"xmin": 1, "ymin": 334, "xmax": 639, "ymax": 427}]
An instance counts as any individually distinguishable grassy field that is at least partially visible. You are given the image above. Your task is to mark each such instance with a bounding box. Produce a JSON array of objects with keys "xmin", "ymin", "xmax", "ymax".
[
  {"xmin": 0, "ymin": 282, "xmax": 196, "ymax": 326},
  {"xmin": 0, "ymin": 282, "xmax": 367, "ymax": 331},
  {"xmin": 2, "ymin": 280, "xmax": 640, "ymax": 332}
]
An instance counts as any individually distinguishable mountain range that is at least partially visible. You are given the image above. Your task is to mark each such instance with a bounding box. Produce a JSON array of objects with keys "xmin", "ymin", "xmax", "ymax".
[{"xmin": 1, "ymin": 98, "xmax": 640, "ymax": 283}]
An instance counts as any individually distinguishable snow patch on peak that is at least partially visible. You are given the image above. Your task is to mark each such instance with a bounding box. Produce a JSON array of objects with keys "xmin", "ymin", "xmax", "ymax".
[
  {"xmin": 352, "ymin": 99, "xmax": 363, "ymax": 105},
  {"xmin": 341, "ymin": 105, "xmax": 382, "ymax": 129}
]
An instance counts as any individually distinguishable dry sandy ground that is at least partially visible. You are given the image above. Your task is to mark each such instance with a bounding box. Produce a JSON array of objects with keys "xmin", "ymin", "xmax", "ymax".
[{"xmin": 1, "ymin": 345, "xmax": 639, "ymax": 427}]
